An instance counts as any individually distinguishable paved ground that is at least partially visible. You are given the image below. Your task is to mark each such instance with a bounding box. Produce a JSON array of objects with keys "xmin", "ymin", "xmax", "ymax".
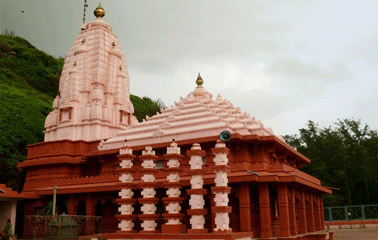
[{"xmin": 332, "ymin": 228, "xmax": 378, "ymax": 240}]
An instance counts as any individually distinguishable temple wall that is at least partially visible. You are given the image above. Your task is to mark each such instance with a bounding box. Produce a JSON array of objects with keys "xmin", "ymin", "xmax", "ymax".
[
  {"xmin": 20, "ymin": 139, "xmax": 329, "ymax": 239},
  {"xmin": 21, "ymin": 139, "xmax": 326, "ymax": 193}
]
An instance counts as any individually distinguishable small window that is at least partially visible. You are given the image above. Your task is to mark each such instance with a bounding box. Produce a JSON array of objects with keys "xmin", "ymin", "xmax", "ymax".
[
  {"xmin": 80, "ymin": 160, "xmax": 101, "ymax": 177},
  {"xmin": 202, "ymin": 156, "xmax": 207, "ymax": 164},
  {"xmin": 155, "ymin": 160, "xmax": 164, "ymax": 169}
]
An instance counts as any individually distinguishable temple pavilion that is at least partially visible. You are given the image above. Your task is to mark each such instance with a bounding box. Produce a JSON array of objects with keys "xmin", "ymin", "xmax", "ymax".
[{"xmin": 18, "ymin": 3, "xmax": 332, "ymax": 240}]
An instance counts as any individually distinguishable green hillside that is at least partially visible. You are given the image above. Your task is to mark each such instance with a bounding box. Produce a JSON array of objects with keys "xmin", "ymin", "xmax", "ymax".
[{"xmin": 0, "ymin": 34, "xmax": 164, "ymax": 191}]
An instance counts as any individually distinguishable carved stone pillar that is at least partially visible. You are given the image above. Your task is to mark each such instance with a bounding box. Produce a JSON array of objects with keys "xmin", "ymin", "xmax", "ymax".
[
  {"xmin": 138, "ymin": 146, "xmax": 159, "ymax": 232},
  {"xmin": 239, "ymin": 183, "xmax": 251, "ymax": 232},
  {"xmin": 320, "ymin": 195, "xmax": 325, "ymax": 230},
  {"xmin": 259, "ymin": 183, "xmax": 272, "ymax": 238},
  {"xmin": 85, "ymin": 193, "xmax": 96, "ymax": 235},
  {"xmin": 116, "ymin": 144, "xmax": 137, "ymax": 232},
  {"xmin": 278, "ymin": 184, "xmax": 291, "ymax": 237},
  {"xmin": 162, "ymin": 141, "xmax": 186, "ymax": 233},
  {"xmin": 86, "ymin": 193, "xmax": 95, "ymax": 216},
  {"xmin": 211, "ymin": 140, "xmax": 232, "ymax": 233},
  {"xmin": 297, "ymin": 191, "xmax": 307, "ymax": 234},
  {"xmin": 307, "ymin": 193, "xmax": 316, "ymax": 232},
  {"xmin": 288, "ymin": 187, "xmax": 297, "ymax": 236},
  {"xmin": 186, "ymin": 143, "xmax": 208, "ymax": 233},
  {"xmin": 68, "ymin": 194, "xmax": 78, "ymax": 215},
  {"xmin": 314, "ymin": 193, "xmax": 322, "ymax": 231}
]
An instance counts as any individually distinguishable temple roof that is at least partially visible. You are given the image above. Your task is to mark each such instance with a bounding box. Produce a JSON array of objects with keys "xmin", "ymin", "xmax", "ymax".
[{"xmin": 99, "ymin": 75, "xmax": 284, "ymax": 150}]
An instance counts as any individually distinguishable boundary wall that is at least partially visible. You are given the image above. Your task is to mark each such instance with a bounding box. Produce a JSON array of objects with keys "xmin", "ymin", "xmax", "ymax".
[{"xmin": 325, "ymin": 220, "xmax": 378, "ymax": 230}]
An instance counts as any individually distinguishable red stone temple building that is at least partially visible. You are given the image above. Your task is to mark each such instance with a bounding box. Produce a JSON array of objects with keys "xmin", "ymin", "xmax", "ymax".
[{"xmin": 19, "ymin": 4, "xmax": 332, "ymax": 240}]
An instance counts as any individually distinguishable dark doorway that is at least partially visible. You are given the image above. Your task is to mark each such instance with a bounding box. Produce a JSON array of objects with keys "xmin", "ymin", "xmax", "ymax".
[
  {"xmin": 102, "ymin": 199, "xmax": 118, "ymax": 233},
  {"xmin": 77, "ymin": 200, "xmax": 86, "ymax": 216}
]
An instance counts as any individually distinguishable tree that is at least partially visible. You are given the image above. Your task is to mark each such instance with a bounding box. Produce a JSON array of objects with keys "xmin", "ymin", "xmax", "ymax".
[
  {"xmin": 284, "ymin": 119, "xmax": 378, "ymax": 207},
  {"xmin": 131, "ymin": 96, "xmax": 166, "ymax": 122}
]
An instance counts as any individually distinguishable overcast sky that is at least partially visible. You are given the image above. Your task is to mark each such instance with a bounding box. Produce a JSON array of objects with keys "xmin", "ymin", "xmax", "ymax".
[{"xmin": 2, "ymin": 0, "xmax": 378, "ymax": 136}]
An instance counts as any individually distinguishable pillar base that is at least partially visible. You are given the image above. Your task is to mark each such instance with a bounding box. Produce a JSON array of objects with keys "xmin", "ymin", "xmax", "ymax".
[
  {"xmin": 162, "ymin": 224, "xmax": 186, "ymax": 233},
  {"xmin": 213, "ymin": 229, "xmax": 232, "ymax": 233}
]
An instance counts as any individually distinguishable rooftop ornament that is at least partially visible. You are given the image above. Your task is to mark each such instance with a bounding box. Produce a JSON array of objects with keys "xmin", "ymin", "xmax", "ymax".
[
  {"xmin": 196, "ymin": 73, "xmax": 203, "ymax": 86},
  {"xmin": 94, "ymin": 3, "xmax": 105, "ymax": 18},
  {"xmin": 192, "ymin": 73, "xmax": 212, "ymax": 99}
]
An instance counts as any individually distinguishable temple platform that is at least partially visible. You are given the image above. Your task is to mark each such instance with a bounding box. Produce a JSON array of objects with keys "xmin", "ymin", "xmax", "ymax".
[
  {"xmin": 108, "ymin": 232, "xmax": 254, "ymax": 240},
  {"xmin": 107, "ymin": 231, "xmax": 331, "ymax": 240}
]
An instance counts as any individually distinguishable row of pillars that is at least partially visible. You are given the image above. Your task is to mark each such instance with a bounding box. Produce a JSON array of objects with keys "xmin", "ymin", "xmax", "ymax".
[
  {"xmin": 239, "ymin": 182, "xmax": 324, "ymax": 238},
  {"xmin": 116, "ymin": 140, "xmax": 232, "ymax": 233}
]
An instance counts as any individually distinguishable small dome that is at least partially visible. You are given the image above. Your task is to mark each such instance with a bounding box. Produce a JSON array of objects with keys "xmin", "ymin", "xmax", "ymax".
[
  {"xmin": 44, "ymin": 113, "xmax": 52, "ymax": 128},
  {"xmin": 53, "ymin": 96, "xmax": 60, "ymax": 109}
]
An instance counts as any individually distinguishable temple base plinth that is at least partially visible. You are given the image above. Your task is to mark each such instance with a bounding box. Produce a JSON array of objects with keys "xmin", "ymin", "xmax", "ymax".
[{"xmin": 109, "ymin": 231, "xmax": 254, "ymax": 240}]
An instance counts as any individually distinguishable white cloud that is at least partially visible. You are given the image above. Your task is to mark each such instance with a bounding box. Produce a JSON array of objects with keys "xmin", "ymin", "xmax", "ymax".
[{"xmin": 238, "ymin": 62, "xmax": 271, "ymax": 92}]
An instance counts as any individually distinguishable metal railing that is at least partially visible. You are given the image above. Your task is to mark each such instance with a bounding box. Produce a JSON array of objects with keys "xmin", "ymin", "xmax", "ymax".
[
  {"xmin": 23, "ymin": 215, "xmax": 102, "ymax": 240},
  {"xmin": 324, "ymin": 205, "xmax": 378, "ymax": 221}
]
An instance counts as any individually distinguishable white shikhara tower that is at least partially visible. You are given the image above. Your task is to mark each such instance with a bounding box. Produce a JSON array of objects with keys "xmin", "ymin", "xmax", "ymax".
[{"xmin": 44, "ymin": 3, "xmax": 137, "ymax": 141}]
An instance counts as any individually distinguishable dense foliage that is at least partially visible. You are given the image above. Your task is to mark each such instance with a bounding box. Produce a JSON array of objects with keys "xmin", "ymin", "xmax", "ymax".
[
  {"xmin": 0, "ymin": 34, "xmax": 164, "ymax": 191},
  {"xmin": 0, "ymin": 34, "xmax": 62, "ymax": 190},
  {"xmin": 0, "ymin": 34, "xmax": 63, "ymax": 97},
  {"xmin": 285, "ymin": 119, "xmax": 378, "ymax": 207}
]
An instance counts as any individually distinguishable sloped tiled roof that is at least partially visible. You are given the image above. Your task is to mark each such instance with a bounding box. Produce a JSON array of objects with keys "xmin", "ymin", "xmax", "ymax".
[
  {"xmin": 99, "ymin": 77, "xmax": 283, "ymax": 150},
  {"xmin": 0, "ymin": 184, "xmax": 36, "ymax": 200}
]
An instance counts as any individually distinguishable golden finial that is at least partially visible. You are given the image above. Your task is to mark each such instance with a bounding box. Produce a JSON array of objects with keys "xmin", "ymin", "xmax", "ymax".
[
  {"xmin": 196, "ymin": 73, "xmax": 203, "ymax": 86},
  {"xmin": 112, "ymin": 41, "xmax": 116, "ymax": 47},
  {"xmin": 94, "ymin": 3, "xmax": 105, "ymax": 18}
]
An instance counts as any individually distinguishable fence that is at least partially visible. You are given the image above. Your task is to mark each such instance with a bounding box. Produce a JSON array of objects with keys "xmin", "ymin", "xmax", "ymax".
[
  {"xmin": 23, "ymin": 215, "xmax": 102, "ymax": 240},
  {"xmin": 324, "ymin": 205, "xmax": 378, "ymax": 221}
]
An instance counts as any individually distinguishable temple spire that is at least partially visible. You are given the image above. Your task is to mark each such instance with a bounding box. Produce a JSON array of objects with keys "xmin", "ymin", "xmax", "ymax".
[
  {"xmin": 94, "ymin": 2, "xmax": 105, "ymax": 18},
  {"xmin": 44, "ymin": 4, "xmax": 136, "ymax": 142}
]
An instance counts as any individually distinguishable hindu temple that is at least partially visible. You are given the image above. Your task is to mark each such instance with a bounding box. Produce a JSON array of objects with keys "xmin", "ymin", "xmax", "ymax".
[{"xmin": 18, "ymin": 3, "xmax": 332, "ymax": 240}]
